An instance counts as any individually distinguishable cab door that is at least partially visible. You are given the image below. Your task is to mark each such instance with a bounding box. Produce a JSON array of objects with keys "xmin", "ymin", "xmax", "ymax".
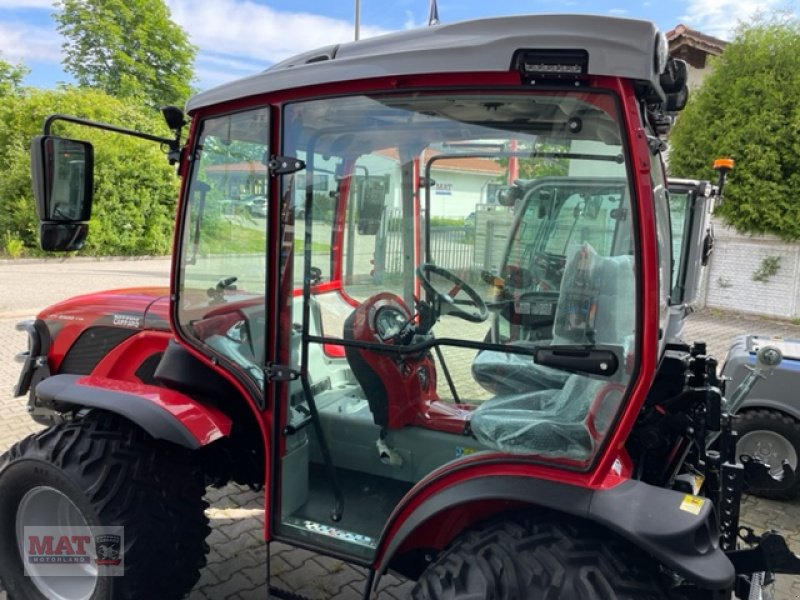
[{"xmin": 665, "ymin": 178, "xmax": 714, "ymax": 340}]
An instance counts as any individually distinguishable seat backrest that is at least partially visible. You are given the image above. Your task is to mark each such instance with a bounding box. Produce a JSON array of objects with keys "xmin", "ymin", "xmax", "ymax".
[
  {"xmin": 552, "ymin": 243, "xmax": 634, "ymax": 347},
  {"xmin": 342, "ymin": 310, "xmax": 390, "ymax": 428}
]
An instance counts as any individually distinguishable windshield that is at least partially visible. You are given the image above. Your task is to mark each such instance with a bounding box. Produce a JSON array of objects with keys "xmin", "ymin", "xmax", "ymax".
[{"xmin": 282, "ymin": 91, "xmax": 637, "ymax": 466}]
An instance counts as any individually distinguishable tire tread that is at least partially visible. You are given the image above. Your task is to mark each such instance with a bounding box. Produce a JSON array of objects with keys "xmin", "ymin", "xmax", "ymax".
[
  {"xmin": 412, "ymin": 512, "xmax": 670, "ymax": 600},
  {"xmin": 0, "ymin": 412, "xmax": 210, "ymax": 600}
]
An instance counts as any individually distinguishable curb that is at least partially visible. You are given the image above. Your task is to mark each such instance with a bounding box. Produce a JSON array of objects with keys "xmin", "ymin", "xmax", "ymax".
[{"xmin": 0, "ymin": 255, "xmax": 170, "ymax": 266}]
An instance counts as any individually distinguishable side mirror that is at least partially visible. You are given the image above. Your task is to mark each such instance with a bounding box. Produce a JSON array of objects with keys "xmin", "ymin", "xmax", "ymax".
[
  {"xmin": 660, "ymin": 58, "xmax": 688, "ymax": 94},
  {"xmin": 30, "ymin": 135, "xmax": 94, "ymax": 251},
  {"xmin": 358, "ymin": 177, "xmax": 386, "ymax": 235},
  {"xmin": 584, "ymin": 196, "xmax": 602, "ymax": 220},
  {"xmin": 495, "ymin": 185, "xmax": 522, "ymax": 206},
  {"xmin": 660, "ymin": 58, "xmax": 689, "ymax": 113},
  {"xmin": 664, "ymin": 87, "xmax": 688, "ymax": 112}
]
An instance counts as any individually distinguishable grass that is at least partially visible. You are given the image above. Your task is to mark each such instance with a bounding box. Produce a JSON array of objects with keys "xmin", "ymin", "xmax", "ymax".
[
  {"xmin": 294, "ymin": 239, "xmax": 331, "ymax": 253},
  {"xmin": 2, "ymin": 231, "xmax": 25, "ymax": 258}
]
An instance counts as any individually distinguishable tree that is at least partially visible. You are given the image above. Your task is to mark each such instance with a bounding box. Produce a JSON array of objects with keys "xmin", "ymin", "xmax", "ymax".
[
  {"xmin": 0, "ymin": 56, "xmax": 28, "ymax": 97},
  {"xmin": 0, "ymin": 88, "xmax": 179, "ymax": 256},
  {"xmin": 668, "ymin": 15, "xmax": 800, "ymax": 240},
  {"xmin": 55, "ymin": 0, "xmax": 196, "ymax": 107}
]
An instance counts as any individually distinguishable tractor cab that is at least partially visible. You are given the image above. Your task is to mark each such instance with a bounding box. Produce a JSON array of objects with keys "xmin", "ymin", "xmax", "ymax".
[
  {"xmin": 172, "ymin": 26, "xmax": 664, "ymax": 560},
  {"xmin": 162, "ymin": 84, "xmax": 646, "ymax": 562}
]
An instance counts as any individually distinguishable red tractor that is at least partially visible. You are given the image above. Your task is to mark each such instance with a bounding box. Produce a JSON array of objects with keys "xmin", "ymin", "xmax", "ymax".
[{"xmin": 2, "ymin": 14, "xmax": 798, "ymax": 600}]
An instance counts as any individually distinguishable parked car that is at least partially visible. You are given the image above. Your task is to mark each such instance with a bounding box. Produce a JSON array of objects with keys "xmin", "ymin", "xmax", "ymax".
[{"xmin": 242, "ymin": 194, "xmax": 267, "ymax": 218}]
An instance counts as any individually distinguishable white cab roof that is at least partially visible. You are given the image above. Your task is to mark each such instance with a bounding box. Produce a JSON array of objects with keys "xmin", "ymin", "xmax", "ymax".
[{"xmin": 186, "ymin": 14, "xmax": 663, "ymax": 113}]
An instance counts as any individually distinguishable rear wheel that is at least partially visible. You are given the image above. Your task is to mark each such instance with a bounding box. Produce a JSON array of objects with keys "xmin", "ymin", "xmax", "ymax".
[
  {"xmin": 735, "ymin": 409, "xmax": 800, "ymax": 499},
  {"xmin": 0, "ymin": 412, "xmax": 210, "ymax": 600},
  {"xmin": 412, "ymin": 512, "xmax": 671, "ymax": 600}
]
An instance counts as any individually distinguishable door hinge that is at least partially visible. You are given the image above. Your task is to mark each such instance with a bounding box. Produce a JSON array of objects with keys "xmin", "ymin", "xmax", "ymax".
[
  {"xmin": 265, "ymin": 362, "xmax": 301, "ymax": 382},
  {"xmin": 268, "ymin": 156, "xmax": 305, "ymax": 176}
]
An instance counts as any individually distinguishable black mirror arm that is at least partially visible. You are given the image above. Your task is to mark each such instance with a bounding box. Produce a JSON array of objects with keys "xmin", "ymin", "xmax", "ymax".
[{"xmin": 43, "ymin": 114, "xmax": 179, "ymax": 161}]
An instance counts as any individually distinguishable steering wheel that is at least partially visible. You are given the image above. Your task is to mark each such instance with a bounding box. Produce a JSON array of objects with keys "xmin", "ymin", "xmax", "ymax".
[{"xmin": 417, "ymin": 264, "xmax": 489, "ymax": 323}]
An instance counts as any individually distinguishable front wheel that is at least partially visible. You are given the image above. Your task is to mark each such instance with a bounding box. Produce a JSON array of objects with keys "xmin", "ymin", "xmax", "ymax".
[
  {"xmin": 0, "ymin": 412, "xmax": 210, "ymax": 600},
  {"xmin": 412, "ymin": 512, "xmax": 671, "ymax": 600}
]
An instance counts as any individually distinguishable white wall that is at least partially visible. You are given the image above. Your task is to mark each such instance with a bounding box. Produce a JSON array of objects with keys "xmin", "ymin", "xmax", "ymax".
[
  {"xmin": 355, "ymin": 154, "xmax": 500, "ymax": 219},
  {"xmin": 698, "ymin": 217, "xmax": 800, "ymax": 319},
  {"xmin": 428, "ymin": 169, "xmax": 497, "ymax": 219}
]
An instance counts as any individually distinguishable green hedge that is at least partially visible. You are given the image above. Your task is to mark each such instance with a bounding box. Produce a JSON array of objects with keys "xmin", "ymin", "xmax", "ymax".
[{"xmin": 669, "ymin": 17, "xmax": 800, "ymax": 240}]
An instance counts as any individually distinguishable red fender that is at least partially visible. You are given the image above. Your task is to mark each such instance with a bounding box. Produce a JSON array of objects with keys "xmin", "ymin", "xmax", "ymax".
[{"xmin": 34, "ymin": 373, "xmax": 232, "ymax": 449}]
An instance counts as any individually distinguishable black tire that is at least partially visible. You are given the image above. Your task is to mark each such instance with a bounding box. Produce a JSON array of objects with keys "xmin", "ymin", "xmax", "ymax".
[
  {"xmin": 735, "ymin": 409, "xmax": 800, "ymax": 499},
  {"xmin": 412, "ymin": 512, "xmax": 671, "ymax": 600},
  {"xmin": 0, "ymin": 411, "xmax": 210, "ymax": 600}
]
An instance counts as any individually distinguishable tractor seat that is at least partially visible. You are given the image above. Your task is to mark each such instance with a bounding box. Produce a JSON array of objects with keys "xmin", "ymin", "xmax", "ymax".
[
  {"xmin": 469, "ymin": 374, "xmax": 622, "ymax": 460},
  {"xmin": 472, "ymin": 244, "xmax": 634, "ymax": 395},
  {"xmin": 469, "ymin": 244, "xmax": 634, "ymax": 459},
  {"xmin": 471, "ymin": 340, "xmax": 568, "ymax": 395}
]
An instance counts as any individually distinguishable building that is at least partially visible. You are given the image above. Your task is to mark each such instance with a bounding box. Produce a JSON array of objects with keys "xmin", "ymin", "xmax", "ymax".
[{"xmin": 667, "ymin": 24, "xmax": 728, "ymax": 88}]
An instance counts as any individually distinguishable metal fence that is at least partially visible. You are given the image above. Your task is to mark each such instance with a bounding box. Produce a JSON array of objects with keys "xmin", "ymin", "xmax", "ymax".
[{"xmin": 383, "ymin": 226, "xmax": 474, "ymax": 275}]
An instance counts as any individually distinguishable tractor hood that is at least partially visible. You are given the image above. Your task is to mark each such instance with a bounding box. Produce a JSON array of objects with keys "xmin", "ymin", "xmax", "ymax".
[{"xmin": 38, "ymin": 287, "xmax": 171, "ymax": 332}]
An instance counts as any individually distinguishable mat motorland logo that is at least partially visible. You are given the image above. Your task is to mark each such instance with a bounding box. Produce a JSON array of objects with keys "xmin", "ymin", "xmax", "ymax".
[
  {"xmin": 23, "ymin": 526, "xmax": 124, "ymax": 576},
  {"xmin": 28, "ymin": 534, "xmax": 91, "ymax": 564}
]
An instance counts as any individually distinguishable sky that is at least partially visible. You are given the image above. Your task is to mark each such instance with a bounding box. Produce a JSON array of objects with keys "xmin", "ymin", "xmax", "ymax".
[{"xmin": 0, "ymin": 0, "xmax": 790, "ymax": 92}]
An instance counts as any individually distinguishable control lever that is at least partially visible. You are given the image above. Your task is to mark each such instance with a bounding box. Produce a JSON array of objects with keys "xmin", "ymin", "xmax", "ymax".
[{"xmin": 207, "ymin": 276, "xmax": 238, "ymax": 304}]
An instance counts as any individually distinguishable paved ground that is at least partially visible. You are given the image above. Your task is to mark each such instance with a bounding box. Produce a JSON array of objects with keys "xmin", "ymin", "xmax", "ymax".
[{"xmin": 0, "ymin": 258, "xmax": 798, "ymax": 598}]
